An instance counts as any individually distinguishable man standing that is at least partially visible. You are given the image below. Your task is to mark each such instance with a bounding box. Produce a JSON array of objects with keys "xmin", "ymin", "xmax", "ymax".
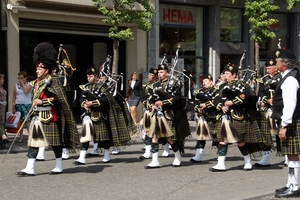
[
  {"xmin": 16, "ymin": 42, "xmax": 79, "ymax": 176},
  {"xmin": 272, "ymin": 48, "xmax": 300, "ymax": 198}
]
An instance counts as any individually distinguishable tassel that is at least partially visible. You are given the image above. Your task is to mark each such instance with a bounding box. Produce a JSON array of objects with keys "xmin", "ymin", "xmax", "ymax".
[
  {"xmin": 195, "ymin": 122, "xmax": 201, "ymax": 136},
  {"xmin": 148, "ymin": 114, "xmax": 156, "ymax": 138},
  {"xmin": 143, "ymin": 111, "xmax": 151, "ymax": 130},
  {"xmin": 154, "ymin": 116, "xmax": 160, "ymax": 137},
  {"xmin": 157, "ymin": 116, "xmax": 173, "ymax": 137},
  {"xmin": 198, "ymin": 117, "xmax": 211, "ymax": 140},
  {"xmin": 222, "ymin": 118, "xmax": 239, "ymax": 143},
  {"xmin": 28, "ymin": 117, "xmax": 49, "ymax": 147},
  {"xmin": 80, "ymin": 116, "xmax": 94, "ymax": 143},
  {"xmin": 220, "ymin": 119, "xmax": 227, "ymax": 138}
]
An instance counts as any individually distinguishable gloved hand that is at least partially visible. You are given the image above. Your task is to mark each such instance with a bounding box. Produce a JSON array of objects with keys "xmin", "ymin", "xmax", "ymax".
[{"xmin": 0, "ymin": 101, "xmax": 7, "ymax": 106}]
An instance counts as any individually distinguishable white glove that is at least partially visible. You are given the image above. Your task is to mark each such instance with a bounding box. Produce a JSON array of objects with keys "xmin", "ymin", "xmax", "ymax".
[{"xmin": 0, "ymin": 101, "xmax": 7, "ymax": 106}]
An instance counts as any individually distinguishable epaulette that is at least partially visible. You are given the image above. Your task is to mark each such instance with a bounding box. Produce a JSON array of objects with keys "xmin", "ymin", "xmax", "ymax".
[{"xmin": 29, "ymin": 80, "xmax": 36, "ymax": 87}]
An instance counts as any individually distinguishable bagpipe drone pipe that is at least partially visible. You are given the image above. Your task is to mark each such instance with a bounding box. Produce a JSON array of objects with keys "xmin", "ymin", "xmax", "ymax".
[{"xmin": 56, "ymin": 44, "xmax": 77, "ymax": 106}]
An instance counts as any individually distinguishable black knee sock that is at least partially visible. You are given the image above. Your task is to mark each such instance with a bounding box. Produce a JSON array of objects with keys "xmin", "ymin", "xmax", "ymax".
[
  {"xmin": 171, "ymin": 141, "xmax": 179, "ymax": 152},
  {"xmin": 238, "ymin": 144, "xmax": 249, "ymax": 156},
  {"xmin": 52, "ymin": 146, "xmax": 63, "ymax": 158},
  {"xmin": 195, "ymin": 140, "xmax": 206, "ymax": 149}
]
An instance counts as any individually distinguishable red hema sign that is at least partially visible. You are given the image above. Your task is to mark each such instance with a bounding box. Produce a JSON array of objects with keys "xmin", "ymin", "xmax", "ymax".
[{"xmin": 162, "ymin": 8, "xmax": 194, "ymax": 24}]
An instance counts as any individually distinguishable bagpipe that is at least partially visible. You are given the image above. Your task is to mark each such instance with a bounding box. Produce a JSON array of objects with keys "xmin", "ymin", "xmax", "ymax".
[
  {"xmin": 153, "ymin": 45, "xmax": 192, "ymax": 108},
  {"xmin": 56, "ymin": 44, "xmax": 77, "ymax": 104},
  {"xmin": 98, "ymin": 55, "xmax": 124, "ymax": 96}
]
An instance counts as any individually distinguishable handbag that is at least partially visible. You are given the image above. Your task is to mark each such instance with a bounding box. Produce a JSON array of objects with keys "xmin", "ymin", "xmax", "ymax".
[
  {"xmin": 5, "ymin": 111, "xmax": 21, "ymax": 129},
  {"xmin": 6, "ymin": 122, "xmax": 21, "ymax": 133}
]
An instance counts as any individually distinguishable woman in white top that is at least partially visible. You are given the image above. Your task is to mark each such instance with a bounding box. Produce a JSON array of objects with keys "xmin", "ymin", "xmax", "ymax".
[{"xmin": 12, "ymin": 71, "xmax": 33, "ymax": 142}]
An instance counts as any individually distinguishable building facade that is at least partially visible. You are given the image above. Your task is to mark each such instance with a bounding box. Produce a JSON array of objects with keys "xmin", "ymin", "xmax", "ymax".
[
  {"xmin": 2, "ymin": 0, "xmax": 147, "ymax": 115},
  {"xmin": 1, "ymin": 0, "xmax": 300, "ymax": 113},
  {"xmin": 148, "ymin": 0, "xmax": 300, "ymax": 89}
]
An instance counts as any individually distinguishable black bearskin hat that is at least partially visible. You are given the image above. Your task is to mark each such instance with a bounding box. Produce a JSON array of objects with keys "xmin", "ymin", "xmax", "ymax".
[{"xmin": 33, "ymin": 42, "xmax": 57, "ymax": 71}]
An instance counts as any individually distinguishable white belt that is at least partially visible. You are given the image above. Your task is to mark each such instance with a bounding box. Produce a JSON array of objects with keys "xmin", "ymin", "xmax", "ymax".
[{"xmin": 33, "ymin": 106, "xmax": 51, "ymax": 111}]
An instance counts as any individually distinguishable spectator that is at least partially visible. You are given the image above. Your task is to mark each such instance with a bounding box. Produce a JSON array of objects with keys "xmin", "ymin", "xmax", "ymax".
[
  {"xmin": 0, "ymin": 73, "xmax": 9, "ymax": 143},
  {"xmin": 12, "ymin": 71, "xmax": 33, "ymax": 143},
  {"xmin": 126, "ymin": 72, "xmax": 142, "ymax": 125}
]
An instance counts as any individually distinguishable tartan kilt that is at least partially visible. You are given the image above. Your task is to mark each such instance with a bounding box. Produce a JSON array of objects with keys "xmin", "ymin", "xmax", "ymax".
[
  {"xmin": 42, "ymin": 121, "xmax": 61, "ymax": 146},
  {"xmin": 281, "ymin": 119, "xmax": 300, "ymax": 155},
  {"xmin": 257, "ymin": 111, "xmax": 274, "ymax": 146},
  {"xmin": 208, "ymin": 120, "xmax": 217, "ymax": 135},
  {"xmin": 93, "ymin": 119, "xmax": 110, "ymax": 142},
  {"xmin": 215, "ymin": 119, "xmax": 261, "ymax": 144}
]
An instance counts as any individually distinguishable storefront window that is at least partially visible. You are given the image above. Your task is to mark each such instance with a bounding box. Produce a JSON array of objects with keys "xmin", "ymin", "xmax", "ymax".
[
  {"xmin": 160, "ymin": 4, "xmax": 203, "ymax": 57},
  {"xmin": 220, "ymin": 8, "xmax": 243, "ymax": 42}
]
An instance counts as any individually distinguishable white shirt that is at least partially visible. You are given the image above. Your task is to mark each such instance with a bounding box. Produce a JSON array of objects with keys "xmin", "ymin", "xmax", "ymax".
[
  {"xmin": 15, "ymin": 83, "xmax": 32, "ymax": 104},
  {"xmin": 130, "ymin": 80, "xmax": 136, "ymax": 89},
  {"xmin": 280, "ymin": 69, "xmax": 299, "ymax": 127}
]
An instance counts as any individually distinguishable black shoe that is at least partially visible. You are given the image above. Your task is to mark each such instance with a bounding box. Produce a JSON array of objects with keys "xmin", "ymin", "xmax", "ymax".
[
  {"xmin": 275, "ymin": 186, "xmax": 289, "ymax": 194},
  {"xmin": 209, "ymin": 168, "xmax": 226, "ymax": 172},
  {"xmin": 2, "ymin": 139, "xmax": 10, "ymax": 144},
  {"xmin": 144, "ymin": 165, "xmax": 160, "ymax": 169},
  {"xmin": 101, "ymin": 160, "xmax": 111, "ymax": 163},
  {"xmin": 254, "ymin": 163, "xmax": 271, "ymax": 167},
  {"xmin": 49, "ymin": 171, "xmax": 63, "ymax": 175},
  {"xmin": 73, "ymin": 161, "xmax": 85, "ymax": 165},
  {"xmin": 190, "ymin": 158, "xmax": 202, "ymax": 162},
  {"xmin": 15, "ymin": 171, "xmax": 35, "ymax": 176},
  {"xmin": 86, "ymin": 153, "xmax": 100, "ymax": 157},
  {"xmin": 275, "ymin": 189, "xmax": 300, "ymax": 198},
  {"xmin": 139, "ymin": 155, "xmax": 151, "ymax": 160}
]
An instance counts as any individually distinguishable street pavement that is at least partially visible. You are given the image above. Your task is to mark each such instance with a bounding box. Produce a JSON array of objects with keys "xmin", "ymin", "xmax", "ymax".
[{"xmin": 0, "ymin": 120, "xmax": 298, "ymax": 200}]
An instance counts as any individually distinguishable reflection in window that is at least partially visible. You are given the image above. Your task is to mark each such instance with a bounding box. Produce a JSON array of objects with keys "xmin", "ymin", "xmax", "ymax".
[
  {"xmin": 220, "ymin": 8, "xmax": 243, "ymax": 42},
  {"xmin": 159, "ymin": 5, "xmax": 203, "ymax": 57}
]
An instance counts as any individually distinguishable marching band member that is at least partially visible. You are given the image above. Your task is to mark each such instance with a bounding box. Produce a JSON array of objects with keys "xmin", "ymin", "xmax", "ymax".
[
  {"xmin": 145, "ymin": 64, "xmax": 190, "ymax": 168},
  {"xmin": 16, "ymin": 42, "xmax": 79, "ymax": 176},
  {"xmin": 139, "ymin": 68, "xmax": 159, "ymax": 160},
  {"xmin": 255, "ymin": 58, "xmax": 281, "ymax": 167},
  {"xmin": 36, "ymin": 49, "xmax": 77, "ymax": 161},
  {"xmin": 74, "ymin": 66, "xmax": 131, "ymax": 165},
  {"xmin": 190, "ymin": 74, "xmax": 219, "ymax": 162},
  {"xmin": 210, "ymin": 64, "xmax": 261, "ymax": 172}
]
